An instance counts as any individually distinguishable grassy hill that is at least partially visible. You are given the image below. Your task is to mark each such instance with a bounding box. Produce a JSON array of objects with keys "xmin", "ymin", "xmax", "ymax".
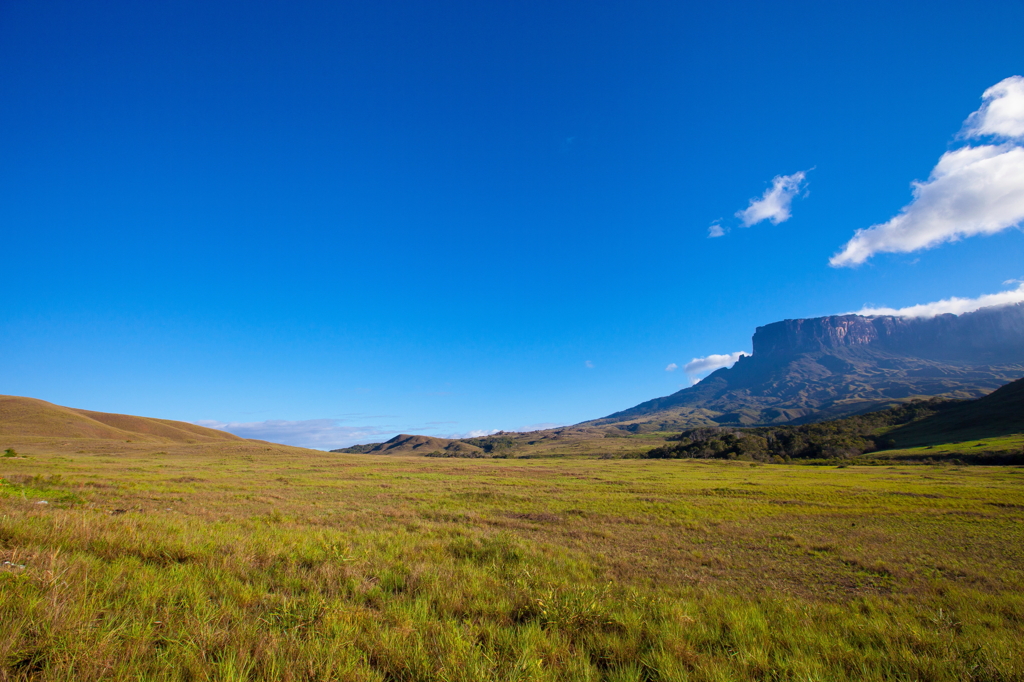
[
  {"xmin": 0, "ymin": 395, "xmax": 244, "ymax": 444},
  {"xmin": 340, "ymin": 434, "xmax": 486, "ymax": 456},
  {"xmin": 639, "ymin": 376, "xmax": 1024, "ymax": 465},
  {"xmin": 886, "ymin": 373, "xmax": 1024, "ymax": 448}
]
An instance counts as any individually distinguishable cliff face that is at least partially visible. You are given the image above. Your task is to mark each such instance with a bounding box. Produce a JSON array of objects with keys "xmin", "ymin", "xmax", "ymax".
[
  {"xmin": 587, "ymin": 303, "xmax": 1024, "ymax": 430},
  {"xmin": 752, "ymin": 304, "xmax": 1024, "ymax": 363},
  {"xmin": 752, "ymin": 315, "xmax": 896, "ymax": 357}
]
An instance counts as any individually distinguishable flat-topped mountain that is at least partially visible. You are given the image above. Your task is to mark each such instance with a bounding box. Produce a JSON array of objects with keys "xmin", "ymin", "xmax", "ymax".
[
  {"xmin": 587, "ymin": 303, "xmax": 1024, "ymax": 431},
  {"xmin": 752, "ymin": 304, "xmax": 1024, "ymax": 362}
]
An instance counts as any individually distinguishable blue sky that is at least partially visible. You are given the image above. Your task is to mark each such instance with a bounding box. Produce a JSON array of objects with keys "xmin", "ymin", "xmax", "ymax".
[{"xmin": 2, "ymin": 0, "xmax": 1023, "ymax": 448}]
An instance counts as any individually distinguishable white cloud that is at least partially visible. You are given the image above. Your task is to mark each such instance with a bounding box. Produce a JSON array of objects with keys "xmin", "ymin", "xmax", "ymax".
[
  {"xmin": 707, "ymin": 222, "xmax": 726, "ymax": 238},
  {"xmin": 832, "ymin": 77, "xmax": 1024, "ymax": 267},
  {"xmin": 584, "ymin": 360, "xmax": 594, "ymax": 369},
  {"xmin": 961, "ymin": 76, "xmax": 1024, "ymax": 140},
  {"xmin": 851, "ymin": 282, "xmax": 1024, "ymax": 318},
  {"xmin": 831, "ymin": 145, "xmax": 1024, "ymax": 266},
  {"xmin": 665, "ymin": 363, "xmax": 678, "ymax": 372},
  {"xmin": 735, "ymin": 171, "xmax": 808, "ymax": 227},
  {"xmin": 683, "ymin": 352, "xmax": 749, "ymax": 384},
  {"xmin": 465, "ymin": 429, "xmax": 501, "ymax": 438},
  {"xmin": 195, "ymin": 419, "xmax": 394, "ymax": 450}
]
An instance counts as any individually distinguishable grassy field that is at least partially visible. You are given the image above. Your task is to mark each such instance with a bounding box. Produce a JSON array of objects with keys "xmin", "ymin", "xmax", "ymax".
[
  {"xmin": 865, "ymin": 434, "xmax": 1024, "ymax": 464},
  {"xmin": 2, "ymin": 437, "xmax": 1024, "ymax": 681}
]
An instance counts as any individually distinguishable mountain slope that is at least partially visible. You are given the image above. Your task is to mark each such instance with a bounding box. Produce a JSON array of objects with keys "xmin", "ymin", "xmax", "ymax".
[
  {"xmin": 588, "ymin": 303, "xmax": 1024, "ymax": 430},
  {"xmin": 638, "ymin": 376, "xmax": 1024, "ymax": 464},
  {"xmin": 0, "ymin": 395, "xmax": 244, "ymax": 443},
  {"xmin": 886, "ymin": 374, "xmax": 1024, "ymax": 448}
]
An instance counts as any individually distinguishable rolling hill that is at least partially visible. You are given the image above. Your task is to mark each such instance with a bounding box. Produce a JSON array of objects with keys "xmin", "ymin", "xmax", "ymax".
[
  {"xmin": 0, "ymin": 395, "xmax": 244, "ymax": 444},
  {"xmin": 331, "ymin": 434, "xmax": 485, "ymax": 456},
  {"xmin": 885, "ymin": 373, "xmax": 1024, "ymax": 448}
]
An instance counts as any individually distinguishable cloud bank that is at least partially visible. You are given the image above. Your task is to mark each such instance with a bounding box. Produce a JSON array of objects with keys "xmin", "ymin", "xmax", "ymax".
[
  {"xmin": 736, "ymin": 171, "xmax": 808, "ymax": 227},
  {"xmin": 683, "ymin": 352, "xmax": 749, "ymax": 384},
  {"xmin": 831, "ymin": 76, "xmax": 1024, "ymax": 267},
  {"xmin": 851, "ymin": 282, "xmax": 1024, "ymax": 318},
  {"xmin": 196, "ymin": 419, "xmax": 394, "ymax": 450}
]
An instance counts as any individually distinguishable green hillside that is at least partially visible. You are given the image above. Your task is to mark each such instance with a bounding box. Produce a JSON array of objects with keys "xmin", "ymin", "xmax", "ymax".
[
  {"xmin": 641, "ymin": 376, "xmax": 1024, "ymax": 465},
  {"xmin": 885, "ymin": 374, "xmax": 1024, "ymax": 447}
]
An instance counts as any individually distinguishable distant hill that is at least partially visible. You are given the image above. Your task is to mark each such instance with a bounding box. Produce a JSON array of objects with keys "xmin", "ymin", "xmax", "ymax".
[
  {"xmin": 333, "ymin": 434, "xmax": 485, "ymax": 456},
  {"xmin": 587, "ymin": 303, "xmax": 1024, "ymax": 431},
  {"xmin": 0, "ymin": 395, "xmax": 244, "ymax": 443}
]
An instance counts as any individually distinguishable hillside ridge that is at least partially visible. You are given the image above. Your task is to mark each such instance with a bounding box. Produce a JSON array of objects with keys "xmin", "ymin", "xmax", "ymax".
[
  {"xmin": 332, "ymin": 433, "xmax": 484, "ymax": 456},
  {"xmin": 0, "ymin": 395, "xmax": 244, "ymax": 443}
]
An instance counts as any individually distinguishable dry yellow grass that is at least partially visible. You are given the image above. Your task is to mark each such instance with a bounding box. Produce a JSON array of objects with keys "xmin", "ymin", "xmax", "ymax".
[{"xmin": 0, "ymin": 395, "xmax": 243, "ymax": 444}]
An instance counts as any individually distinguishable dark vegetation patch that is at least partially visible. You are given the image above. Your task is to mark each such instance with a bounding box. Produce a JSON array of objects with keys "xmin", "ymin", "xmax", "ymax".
[{"xmin": 642, "ymin": 399, "xmax": 1020, "ymax": 463}]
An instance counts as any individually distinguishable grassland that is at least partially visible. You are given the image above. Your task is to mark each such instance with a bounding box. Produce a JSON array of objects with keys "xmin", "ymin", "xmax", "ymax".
[
  {"xmin": 862, "ymin": 434, "xmax": 1024, "ymax": 465},
  {"xmin": 2, "ymin": 435, "xmax": 1024, "ymax": 681}
]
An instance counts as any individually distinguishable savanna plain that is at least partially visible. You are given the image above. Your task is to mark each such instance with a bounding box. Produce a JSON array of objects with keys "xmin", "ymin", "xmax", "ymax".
[{"xmin": 2, "ymin": 438, "xmax": 1024, "ymax": 681}]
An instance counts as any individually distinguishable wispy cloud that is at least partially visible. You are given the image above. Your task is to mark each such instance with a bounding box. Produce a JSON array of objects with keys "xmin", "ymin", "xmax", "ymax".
[
  {"xmin": 850, "ymin": 282, "xmax": 1024, "ymax": 318},
  {"xmin": 195, "ymin": 419, "xmax": 395, "ymax": 450},
  {"xmin": 736, "ymin": 171, "xmax": 809, "ymax": 228},
  {"xmin": 683, "ymin": 352, "xmax": 749, "ymax": 384},
  {"xmin": 831, "ymin": 76, "xmax": 1024, "ymax": 267},
  {"xmin": 665, "ymin": 363, "xmax": 678, "ymax": 372},
  {"xmin": 707, "ymin": 221, "xmax": 726, "ymax": 238},
  {"xmin": 584, "ymin": 360, "xmax": 594, "ymax": 369}
]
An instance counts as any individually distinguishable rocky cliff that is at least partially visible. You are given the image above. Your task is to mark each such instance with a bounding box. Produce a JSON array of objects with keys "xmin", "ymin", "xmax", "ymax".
[
  {"xmin": 585, "ymin": 303, "xmax": 1024, "ymax": 431},
  {"xmin": 752, "ymin": 304, "xmax": 1024, "ymax": 363}
]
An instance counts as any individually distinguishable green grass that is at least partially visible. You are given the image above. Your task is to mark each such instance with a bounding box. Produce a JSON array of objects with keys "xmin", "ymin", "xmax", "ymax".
[
  {"xmin": 2, "ymin": 438, "xmax": 1024, "ymax": 680},
  {"xmin": 867, "ymin": 434, "xmax": 1024, "ymax": 464}
]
